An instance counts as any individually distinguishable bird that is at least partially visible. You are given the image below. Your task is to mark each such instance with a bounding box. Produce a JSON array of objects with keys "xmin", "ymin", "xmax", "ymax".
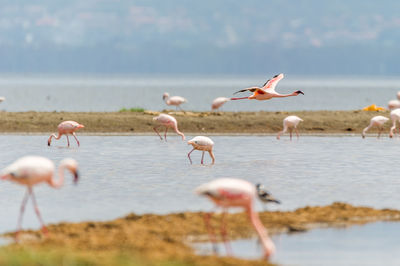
[
  {"xmin": 195, "ymin": 178, "xmax": 279, "ymax": 259},
  {"xmin": 389, "ymin": 109, "xmax": 400, "ymax": 138},
  {"xmin": 48, "ymin": 121, "xmax": 84, "ymax": 147},
  {"xmin": 0, "ymin": 156, "xmax": 79, "ymax": 240},
  {"xmin": 187, "ymin": 136, "xmax": 215, "ymax": 165},
  {"xmin": 362, "ymin": 116, "xmax": 389, "ymax": 138},
  {"xmin": 0, "ymin": 96, "xmax": 5, "ymax": 102},
  {"xmin": 277, "ymin": 115, "xmax": 303, "ymax": 140},
  {"xmin": 255, "ymin": 184, "xmax": 281, "ymax": 205},
  {"xmin": 388, "ymin": 100, "xmax": 400, "ymax": 110},
  {"xmin": 153, "ymin": 113, "xmax": 185, "ymax": 141},
  {"xmin": 211, "ymin": 97, "xmax": 230, "ymax": 111},
  {"xmin": 163, "ymin": 92, "xmax": 187, "ymax": 111},
  {"xmin": 231, "ymin": 73, "xmax": 304, "ymax": 101}
]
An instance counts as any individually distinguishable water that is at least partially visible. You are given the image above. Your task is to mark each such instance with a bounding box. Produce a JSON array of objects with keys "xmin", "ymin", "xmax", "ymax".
[
  {"xmin": 0, "ymin": 135, "xmax": 400, "ymax": 235},
  {"xmin": 0, "ymin": 75, "xmax": 398, "ymax": 112},
  {"xmin": 194, "ymin": 222, "xmax": 400, "ymax": 266}
]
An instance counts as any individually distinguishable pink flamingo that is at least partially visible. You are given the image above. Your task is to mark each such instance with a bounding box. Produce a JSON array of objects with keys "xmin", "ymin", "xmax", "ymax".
[
  {"xmin": 277, "ymin": 115, "xmax": 303, "ymax": 140},
  {"xmin": 187, "ymin": 136, "xmax": 215, "ymax": 165},
  {"xmin": 48, "ymin": 121, "xmax": 84, "ymax": 147},
  {"xmin": 1, "ymin": 156, "xmax": 79, "ymax": 240},
  {"xmin": 231, "ymin": 73, "xmax": 304, "ymax": 101},
  {"xmin": 211, "ymin": 97, "xmax": 230, "ymax": 111},
  {"xmin": 163, "ymin": 92, "xmax": 187, "ymax": 111},
  {"xmin": 195, "ymin": 178, "xmax": 279, "ymax": 259},
  {"xmin": 389, "ymin": 109, "xmax": 400, "ymax": 138},
  {"xmin": 388, "ymin": 100, "xmax": 400, "ymax": 110},
  {"xmin": 153, "ymin": 113, "xmax": 185, "ymax": 141},
  {"xmin": 362, "ymin": 116, "xmax": 389, "ymax": 138}
]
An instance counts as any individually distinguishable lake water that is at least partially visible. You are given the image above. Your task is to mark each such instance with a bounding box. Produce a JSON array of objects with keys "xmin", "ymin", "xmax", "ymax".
[
  {"xmin": 0, "ymin": 75, "xmax": 398, "ymax": 112},
  {"xmin": 0, "ymin": 134, "xmax": 400, "ymax": 235},
  {"xmin": 195, "ymin": 222, "xmax": 400, "ymax": 266}
]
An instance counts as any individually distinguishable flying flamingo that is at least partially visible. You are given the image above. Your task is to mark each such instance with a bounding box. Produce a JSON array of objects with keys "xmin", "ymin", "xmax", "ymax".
[
  {"xmin": 48, "ymin": 121, "xmax": 84, "ymax": 147},
  {"xmin": 389, "ymin": 109, "xmax": 400, "ymax": 138},
  {"xmin": 231, "ymin": 73, "xmax": 304, "ymax": 101},
  {"xmin": 195, "ymin": 178, "xmax": 279, "ymax": 259},
  {"xmin": 362, "ymin": 116, "xmax": 389, "ymax": 138},
  {"xmin": 277, "ymin": 115, "xmax": 303, "ymax": 140},
  {"xmin": 153, "ymin": 113, "xmax": 185, "ymax": 141},
  {"xmin": 211, "ymin": 97, "xmax": 230, "ymax": 111},
  {"xmin": 1, "ymin": 156, "xmax": 79, "ymax": 240},
  {"xmin": 163, "ymin": 92, "xmax": 187, "ymax": 111},
  {"xmin": 187, "ymin": 136, "xmax": 215, "ymax": 165}
]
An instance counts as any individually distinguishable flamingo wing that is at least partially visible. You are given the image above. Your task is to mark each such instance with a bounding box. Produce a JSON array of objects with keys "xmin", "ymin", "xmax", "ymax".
[
  {"xmin": 233, "ymin": 87, "xmax": 266, "ymax": 95},
  {"xmin": 262, "ymin": 73, "xmax": 284, "ymax": 92}
]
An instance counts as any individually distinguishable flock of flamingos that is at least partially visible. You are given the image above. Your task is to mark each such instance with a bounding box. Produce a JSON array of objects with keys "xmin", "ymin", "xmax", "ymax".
[{"xmin": 2, "ymin": 73, "xmax": 400, "ymax": 260}]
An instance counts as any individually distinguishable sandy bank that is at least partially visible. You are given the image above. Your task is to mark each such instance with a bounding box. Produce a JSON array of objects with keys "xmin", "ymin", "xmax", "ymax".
[
  {"xmin": 2, "ymin": 202, "xmax": 400, "ymax": 266},
  {"xmin": 0, "ymin": 110, "xmax": 392, "ymax": 136}
]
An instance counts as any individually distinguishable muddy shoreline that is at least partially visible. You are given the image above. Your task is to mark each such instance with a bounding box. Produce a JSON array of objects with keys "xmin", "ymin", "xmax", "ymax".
[
  {"xmin": 2, "ymin": 203, "xmax": 400, "ymax": 266},
  {"xmin": 0, "ymin": 110, "xmax": 392, "ymax": 135}
]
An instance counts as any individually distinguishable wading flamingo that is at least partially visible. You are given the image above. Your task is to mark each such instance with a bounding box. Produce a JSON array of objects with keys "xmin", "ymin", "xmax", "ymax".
[
  {"xmin": 389, "ymin": 109, "xmax": 400, "ymax": 138},
  {"xmin": 388, "ymin": 100, "xmax": 400, "ymax": 110},
  {"xmin": 1, "ymin": 156, "xmax": 79, "ymax": 240},
  {"xmin": 153, "ymin": 113, "xmax": 185, "ymax": 141},
  {"xmin": 48, "ymin": 121, "xmax": 84, "ymax": 147},
  {"xmin": 277, "ymin": 115, "xmax": 303, "ymax": 140},
  {"xmin": 231, "ymin": 73, "xmax": 304, "ymax": 101},
  {"xmin": 195, "ymin": 178, "xmax": 279, "ymax": 259},
  {"xmin": 362, "ymin": 116, "xmax": 389, "ymax": 138},
  {"xmin": 211, "ymin": 97, "xmax": 230, "ymax": 111},
  {"xmin": 187, "ymin": 136, "xmax": 215, "ymax": 165},
  {"xmin": 163, "ymin": 92, "xmax": 187, "ymax": 111}
]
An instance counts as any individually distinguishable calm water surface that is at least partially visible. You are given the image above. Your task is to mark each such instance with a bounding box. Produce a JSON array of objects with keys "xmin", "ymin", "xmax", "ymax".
[
  {"xmin": 0, "ymin": 75, "xmax": 398, "ymax": 111},
  {"xmin": 0, "ymin": 135, "xmax": 399, "ymax": 235},
  {"xmin": 195, "ymin": 222, "xmax": 400, "ymax": 266}
]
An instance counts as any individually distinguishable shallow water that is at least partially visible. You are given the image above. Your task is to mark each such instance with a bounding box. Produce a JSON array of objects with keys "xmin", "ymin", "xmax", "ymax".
[
  {"xmin": 194, "ymin": 222, "xmax": 400, "ymax": 266},
  {"xmin": 0, "ymin": 75, "xmax": 398, "ymax": 111},
  {"xmin": 0, "ymin": 135, "xmax": 399, "ymax": 235}
]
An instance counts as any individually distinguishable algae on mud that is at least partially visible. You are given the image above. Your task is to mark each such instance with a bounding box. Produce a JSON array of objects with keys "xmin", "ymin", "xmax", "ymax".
[
  {"xmin": 3, "ymin": 203, "xmax": 400, "ymax": 266},
  {"xmin": 0, "ymin": 110, "xmax": 391, "ymax": 135}
]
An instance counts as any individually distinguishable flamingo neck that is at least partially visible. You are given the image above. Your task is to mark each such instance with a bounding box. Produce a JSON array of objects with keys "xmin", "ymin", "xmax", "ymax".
[
  {"xmin": 50, "ymin": 164, "xmax": 66, "ymax": 188},
  {"xmin": 246, "ymin": 204, "xmax": 275, "ymax": 259},
  {"xmin": 230, "ymin": 96, "xmax": 249, "ymax": 100}
]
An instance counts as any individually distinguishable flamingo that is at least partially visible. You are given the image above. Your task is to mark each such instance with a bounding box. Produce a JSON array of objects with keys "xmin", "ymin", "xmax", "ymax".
[
  {"xmin": 277, "ymin": 115, "xmax": 303, "ymax": 140},
  {"xmin": 187, "ymin": 136, "xmax": 215, "ymax": 165},
  {"xmin": 211, "ymin": 97, "xmax": 230, "ymax": 111},
  {"xmin": 231, "ymin": 73, "xmax": 304, "ymax": 101},
  {"xmin": 153, "ymin": 113, "xmax": 185, "ymax": 141},
  {"xmin": 0, "ymin": 156, "xmax": 79, "ymax": 240},
  {"xmin": 389, "ymin": 109, "xmax": 400, "ymax": 138},
  {"xmin": 388, "ymin": 100, "xmax": 400, "ymax": 110},
  {"xmin": 362, "ymin": 116, "xmax": 389, "ymax": 138},
  {"xmin": 195, "ymin": 178, "xmax": 279, "ymax": 259},
  {"xmin": 163, "ymin": 92, "xmax": 187, "ymax": 111},
  {"xmin": 48, "ymin": 121, "xmax": 84, "ymax": 147}
]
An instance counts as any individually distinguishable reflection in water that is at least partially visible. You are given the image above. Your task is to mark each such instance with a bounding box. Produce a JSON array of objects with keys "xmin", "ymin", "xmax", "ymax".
[
  {"xmin": 0, "ymin": 135, "xmax": 399, "ymax": 237},
  {"xmin": 193, "ymin": 222, "xmax": 400, "ymax": 266}
]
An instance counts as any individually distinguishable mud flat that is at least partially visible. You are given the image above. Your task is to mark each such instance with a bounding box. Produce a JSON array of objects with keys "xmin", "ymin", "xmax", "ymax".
[
  {"xmin": 2, "ymin": 202, "xmax": 400, "ymax": 266},
  {"xmin": 0, "ymin": 110, "xmax": 391, "ymax": 135}
]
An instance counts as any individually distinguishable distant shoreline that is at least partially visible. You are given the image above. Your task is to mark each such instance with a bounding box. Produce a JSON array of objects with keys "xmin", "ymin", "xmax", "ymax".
[{"xmin": 0, "ymin": 110, "xmax": 392, "ymax": 136}]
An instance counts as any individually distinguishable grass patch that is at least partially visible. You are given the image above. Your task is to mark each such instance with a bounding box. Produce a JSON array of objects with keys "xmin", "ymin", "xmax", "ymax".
[{"xmin": 119, "ymin": 107, "xmax": 145, "ymax": 112}]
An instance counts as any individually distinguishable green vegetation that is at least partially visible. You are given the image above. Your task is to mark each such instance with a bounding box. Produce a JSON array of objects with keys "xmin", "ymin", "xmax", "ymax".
[{"xmin": 119, "ymin": 107, "xmax": 145, "ymax": 113}]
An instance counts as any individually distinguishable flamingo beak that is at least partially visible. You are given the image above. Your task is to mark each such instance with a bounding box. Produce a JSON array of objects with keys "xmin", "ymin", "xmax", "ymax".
[
  {"xmin": 73, "ymin": 170, "xmax": 79, "ymax": 184},
  {"xmin": 296, "ymin": 90, "xmax": 304, "ymax": 95},
  {"xmin": 77, "ymin": 125, "xmax": 85, "ymax": 129}
]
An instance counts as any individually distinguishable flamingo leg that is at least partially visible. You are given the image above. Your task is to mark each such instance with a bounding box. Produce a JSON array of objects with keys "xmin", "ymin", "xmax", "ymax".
[
  {"xmin": 15, "ymin": 189, "xmax": 30, "ymax": 241},
  {"xmin": 29, "ymin": 188, "xmax": 48, "ymax": 236},
  {"xmin": 153, "ymin": 126, "xmax": 163, "ymax": 140},
  {"xmin": 295, "ymin": 128, "xmax": 300, "ymax": 139},
  {"xmin": 289, "ymin": 128, "xmax": 293, "ymax": 141},
  {"xmin": 72, "ymin": 132, "xmax": 80, "ymax": 147},
  {"xmin": 164, "ymin": 127, "xmax": 168, "ymax": 141},
  {"xmin": 201, "ymin": 151, "xmax": 205, "ymax": 164},
  {"xmin": 209, "ymin": 150, "xmax": 215, "ymax": 165},
  {"xmin": 220, "ymin": 209, "xmax": 233, "ymax": 256},
  {"xmin": 66, "ymin": 135, "xmax": 70, "ymax": 147},
  {"xmin": 204, "ymin": 212, "xmax": 218, "ymax": 254},
  {"xmin": 378, "ymin": 127, "xmax": 382, "ymax": 139},
  {"xmin": 187, "ymin": 148, "xmax": 195, "ymax": 164}
]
